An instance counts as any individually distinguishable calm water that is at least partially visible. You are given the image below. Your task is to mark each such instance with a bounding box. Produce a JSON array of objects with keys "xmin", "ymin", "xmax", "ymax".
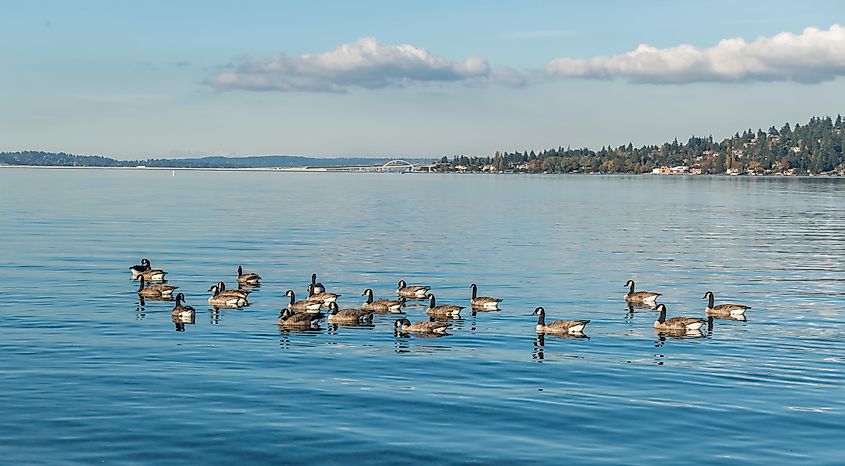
[{"xmin": 1, "ymin": 169, "xmax": 843, "ymax": 464}]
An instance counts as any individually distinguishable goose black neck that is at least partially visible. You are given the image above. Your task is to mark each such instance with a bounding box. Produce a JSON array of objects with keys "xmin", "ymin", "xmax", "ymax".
[
  {"xmin": 706, "ymin": 293, "xmax": 715, "ymax": 308},
  {"xmin": 365, "ymin": 290, "xmax": 373, "ymax": 304},
  {"xmin": 429, "ymin": 295, "xmax": 436, "ymax": 308},
  {"xmin": 311, "ymin": 274, "xmax": 317, "ymax": 286},
  {"xmin": 238, "ymin": 266, "xmax": 243, "ymax": 276},
  {"xmin": 288, "ymin": 291, "xmax": 296, "ymax": 305},
  {"xmin": 471, "ymin": 285, "xmax": 477, "ymax": 299},
  {"xmin": 536, "ymin": 311, "xmax": 545, "ymax": 326},
  {"xmin": 657, "ymin": 306, "xmax": 667, "ymax": 323},
  {"xmin": 628, "ymin": 281, "xmax": 635, "ymax": 294}
]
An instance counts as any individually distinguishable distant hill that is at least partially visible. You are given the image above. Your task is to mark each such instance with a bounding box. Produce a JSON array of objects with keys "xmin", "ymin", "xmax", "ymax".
[{"xmin": 0, "ymin": 152, "xmax": 430, "ymax": 168}]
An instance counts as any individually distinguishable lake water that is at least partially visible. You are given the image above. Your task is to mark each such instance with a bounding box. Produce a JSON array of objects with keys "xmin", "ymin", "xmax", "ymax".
[{"xmin": 0, "ymin": 169, "xmax": 843, "ymax": 464}]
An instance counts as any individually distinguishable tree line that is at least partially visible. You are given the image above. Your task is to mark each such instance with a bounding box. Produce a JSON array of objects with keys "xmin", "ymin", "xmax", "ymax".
[{"xmin": 440, "ymin": 115, "xmax": 845, "ymax": 175}]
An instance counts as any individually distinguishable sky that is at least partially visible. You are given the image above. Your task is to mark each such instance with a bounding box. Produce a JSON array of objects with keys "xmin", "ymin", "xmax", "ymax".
[{"xmin": 1, "ymin": 0, "xmax": 843, "ymax": 159}]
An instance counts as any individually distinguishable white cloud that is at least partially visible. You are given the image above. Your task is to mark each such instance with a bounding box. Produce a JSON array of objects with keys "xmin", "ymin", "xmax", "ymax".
[
  {"xmin": 206, "ymin": 37, "xmax": 524, "ymax": 92},
  {"xmin": 545, "ymin": 25, "xmax": 845, "ymax": 84}
]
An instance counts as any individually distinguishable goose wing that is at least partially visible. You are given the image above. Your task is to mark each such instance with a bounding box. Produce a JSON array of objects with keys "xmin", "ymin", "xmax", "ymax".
[
  {"xmin": 546, "ymin": 319, "xmax": 590, "ymax": 331},
  {"xmin": 336, "ymin": 308, "xmax": 373, "ymax": 320},
  {"xmin": 427, "ymin": 305, "xmax": 464, "ymax": 315},
  {"xmin": 628, "ymin": 291, "xmax": 660, "ymax": 300},
  {"xmin": 408, "ymin": 321, "xmax": 448, "ymax": 333},
  {"xmin": 712, "ymin": 303, "xmax": 750, "ymax": 312},
  {"xmin": 472, "ymin": 297, "xmax": 502, "ymax": 305},
  {"xmin": 664, "ymin": 316, "xmax": 705, "ymax": 327}
]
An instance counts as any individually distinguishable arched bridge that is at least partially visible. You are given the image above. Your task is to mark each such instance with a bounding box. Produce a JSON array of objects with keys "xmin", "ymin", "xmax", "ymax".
[{"xmin": 379, "ymin": 159, "xmax": 414, "ymax": 172}]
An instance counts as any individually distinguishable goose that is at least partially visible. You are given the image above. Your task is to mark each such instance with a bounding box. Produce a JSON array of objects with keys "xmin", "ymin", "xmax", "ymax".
[
  {"xmin": 171, "ymin": 293, "xmax": 196, "ymax": 320},
  {"xmin": 132, "ymin": 260, "xmax": 167, "ymax": 282},
  {"xmin": 624, "ymin": 279, "xmax": 661, "ymax": 305},
  {"xmin": 533, "ymin": 307, "xmax": 590, "ymax": 334},
  {"xmin": 309, "ymin": 273, "xmax": 326, "ymax": 294},
  {"xmin": 653, "ymin": 304, "xmax": 705, "ymax": 332},
  {"xmin": 278, "ymin": 308, "xmax": 322, "ymax": 329},
  {"xmin": 396, "ymin": 280, "xmax": 431, "ymax": 299},
  {"xmin": 361, "ymin": 288, "xmax": 405, "ymax": 313},
  {"xmin": 394, "ymin": 318, "xmax": 448, "ymax": 334},
  {"xmin": 236, "ymin": 266, "xmax": 261, "ymax": 285},
  {"xmin": 137, "ymin": 275, "xmax": 178, "ymax": 298},
  {"xmin": 425, "ymin": 293, "xmax": 463, "ymax": 318},
  {"xmin": 129, "ymin": 258, "xmax": 150, "ymax": 279},
  {"xmin": 284, "ymin": 290, "xmax": 323, "ymax": 313},
  {"xmin": 703, "ymin": 291, "xmax": 750, "ymax": 316},
  {"xmin": 208, "ymin": 282, "xmax": 249, "ymax": 299},
  {"xmin": 307, "ymin": 283, "xmax": 340, "ymax": 305},
  {"xmin": 470, "ymin": 284, "xmax": 502, "ymax": 310},
  {"xmin": 208, "ymin": 286, "xmax": 249, "ymax": 308},
  {"xmin": 327, "ymin": 302, "xmax": 373, "ymax": 324}
]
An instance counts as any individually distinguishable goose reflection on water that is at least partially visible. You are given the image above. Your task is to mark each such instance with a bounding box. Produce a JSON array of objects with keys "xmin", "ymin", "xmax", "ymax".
[
  {"xmin": 327, "ymin": 322, "xmax": 375, "ymax": 335},
  {"xmin": 393, "ymin": 333, "xmax": 451, "ymax": 354},
  {"xmin": 172, "ymin": 313, "xmax": 196, "ymax": 332},
  {"xmin": 532, "ymin": 333, "xmax": 588, "ymax": 362}
]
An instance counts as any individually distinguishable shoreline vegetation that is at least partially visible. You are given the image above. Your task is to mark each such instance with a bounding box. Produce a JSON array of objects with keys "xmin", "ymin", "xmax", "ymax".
[{"xmin": 2, "ymin": 114, "xmax": 844, "ymax": 176}]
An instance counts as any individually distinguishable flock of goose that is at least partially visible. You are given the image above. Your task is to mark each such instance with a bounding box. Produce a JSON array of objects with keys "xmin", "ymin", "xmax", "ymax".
[{"xmin": 130, "ymin": 258, "xmax": 751, "ymax": 337}]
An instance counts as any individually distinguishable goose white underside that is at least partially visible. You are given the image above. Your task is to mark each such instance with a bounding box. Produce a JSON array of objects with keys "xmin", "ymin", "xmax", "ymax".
[
  {"xmin": 474, "ymin": 302, "xmax": 500, "ymax": 310},
  {"xmin": 686, "ymin": 322, "xmax": 704, "ymax": 330}
]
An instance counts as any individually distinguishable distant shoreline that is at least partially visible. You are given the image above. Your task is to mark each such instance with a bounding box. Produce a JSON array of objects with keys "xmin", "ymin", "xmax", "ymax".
[{"xmin": 3, "ymin": 164, "xmax": 844, "ymax": 178}]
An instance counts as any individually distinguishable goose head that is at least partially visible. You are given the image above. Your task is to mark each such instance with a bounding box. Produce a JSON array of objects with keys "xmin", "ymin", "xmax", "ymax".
[
  {"xmin": 533, "ymin": 306, "xmax": 545, "ymax": 316},
  {"xmin": 237, "ymin": 266, "xmax": 244, "ymax": 276},
  {"xmin": 426, "ymin": 293, "xmax": 436, "ymax": 307},
  {"xmin": 279, "ymin": 308, "xmax": 293, "ymax": 320},
  {"xmin": 703, "ymin": 291, "xmax": 714, "ymax": 299},
  {"xmin": 397, "ymin": 280, "xmax": 407, "ymax": 289},
  {"xmin": 141, "ymin": 258, "xmax": 150, "ymax": 267},
  {"xmin": 394, "ymin": 318, "xmax": 411, "ymax": 329},
  {"xmin": 327, "ymin": 302, "xmax": 339, "ymax": 315}
]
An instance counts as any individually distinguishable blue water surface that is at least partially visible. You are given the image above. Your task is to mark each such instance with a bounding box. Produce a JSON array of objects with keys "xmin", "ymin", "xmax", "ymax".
[{"xmin": 0, "ymin": 169, "xmax": 843, "ymax": 464}]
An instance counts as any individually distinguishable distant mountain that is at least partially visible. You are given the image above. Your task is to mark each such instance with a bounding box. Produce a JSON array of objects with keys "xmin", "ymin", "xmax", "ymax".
[{"xmin": 0, "ymin": 151, "xmax": 431, "ymax": 168}]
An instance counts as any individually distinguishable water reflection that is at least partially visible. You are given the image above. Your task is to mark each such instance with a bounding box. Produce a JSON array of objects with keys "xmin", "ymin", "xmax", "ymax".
[
  {"xmin": 533, "ymin": 333, "xmax": 545, "ymax": 361},
  {"xmin": 172, "ymin": 313, "xmax": 196, "ymax": 332},
  {"xmin": 393, "ymin": 333, "xmax": 450, "ymax": 354},
  {"xmin": 327, "ymin": 323, "xmax": 375, "ymax": 334},
  {"xmin": 653, "ymin": 329, "xmax": 705, "ymax": 347}
]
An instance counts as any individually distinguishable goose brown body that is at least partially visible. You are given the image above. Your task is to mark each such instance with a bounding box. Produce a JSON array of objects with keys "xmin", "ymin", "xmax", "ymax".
[
  {"xmin": 703, "ymin": 291, "xmax": 750, "ymax": 316},
  {"xmin": 278, "ymin": 308, "xmax": 322, "ymax": 328},
  {"xmin": 624, "ymin": 280, "xmax": 660, "ymax": 304},
  {"xmin": 237, "ymin": 266, "xmax": 261, "ymax": 285},
  {"xmin": 361, "ymin": 289, "xmax": 405, "ymax": 313},
  {"xmin": 653, "ymin": 304, "xmax": 705, "ymax": 331},
  {"xmin": 137, "ymin": 275, "xmax": 178, "ymax": 298},
  {"xmin": 426, "ymin": 294, "xmax": 463, "ymax": 318},
  {"xmin": 307, "ymin": 284, "xmax": 340, "ymax": 305},
  {"xmin": 284, "ymin": 290, "xmax": 323, "ymax": 313},
  {"xmin": 470, "ymin": 284, "xmax": 501, "ymax": 310},
  {"xmin": 327, "ymin": 302, "xmax": 373, "ymax": 324},
  {"xmin": 171, "ymin": 293, "xmax": 196, "ymax": 320},
  {"xmin": 394, "ymin": 318, "xmax": 448, "ymax": 334},
  {"xmin": 533, "ymin": 307, "xmax": 590, "ymax": 334},
  {"xmin": 396, "ymin": 280, "xmax": 431, "ymax": 299}
]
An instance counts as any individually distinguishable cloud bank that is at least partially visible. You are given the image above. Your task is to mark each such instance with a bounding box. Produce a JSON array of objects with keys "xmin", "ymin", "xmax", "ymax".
[
  {"xmin": 207, "ymin": 37, "xmax": 524, "ymax": 92},
  {"xmin": 545, "ymin": 24, "xmax": 845, "ymax": 84}
]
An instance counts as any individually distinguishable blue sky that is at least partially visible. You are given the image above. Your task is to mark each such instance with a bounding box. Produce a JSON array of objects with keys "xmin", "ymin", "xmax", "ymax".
[{"xmin": 1, "ymin": 0, "xmax": 843, "ymax": 158}]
